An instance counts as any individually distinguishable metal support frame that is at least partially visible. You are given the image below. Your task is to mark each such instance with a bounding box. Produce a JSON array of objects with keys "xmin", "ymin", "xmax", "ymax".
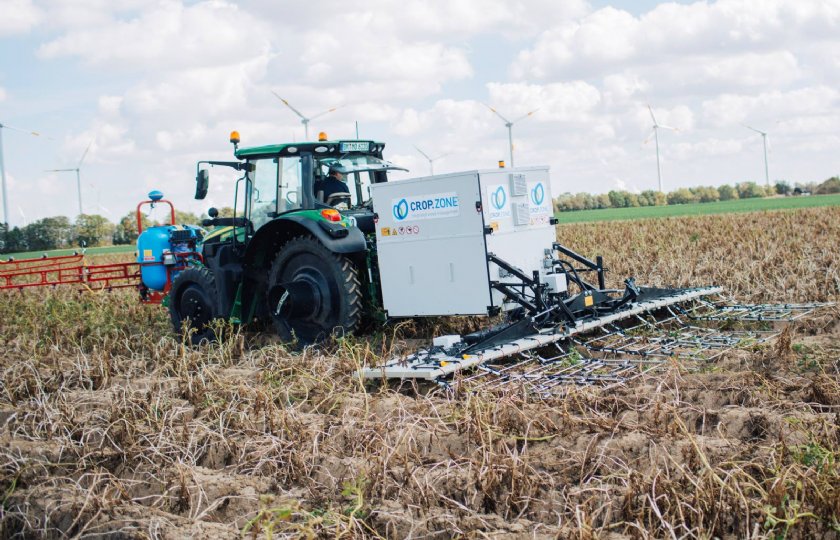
[{"xmin": 357, "ymin": 292, "xmax": 829, "ymax": 393}]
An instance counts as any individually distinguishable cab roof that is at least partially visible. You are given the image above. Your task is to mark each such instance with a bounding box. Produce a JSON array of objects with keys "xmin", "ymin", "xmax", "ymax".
[{"xmin": 234, "ymin": 140, "xmax": 386, "ymax": 159}]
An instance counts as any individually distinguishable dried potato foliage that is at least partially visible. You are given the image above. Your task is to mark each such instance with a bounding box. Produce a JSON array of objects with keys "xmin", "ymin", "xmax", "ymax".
[{"xmin": 0, "ymin": 208, "xmax": 838, "ymax": 539}]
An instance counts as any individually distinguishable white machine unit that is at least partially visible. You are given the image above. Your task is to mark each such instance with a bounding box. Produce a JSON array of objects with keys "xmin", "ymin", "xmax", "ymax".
[{"xmin": 371, "ymin": 167, "xmax": 559, "ymax": 317}]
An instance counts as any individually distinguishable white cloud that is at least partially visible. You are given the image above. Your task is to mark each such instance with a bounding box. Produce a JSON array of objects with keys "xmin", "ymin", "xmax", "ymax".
[
  {"xmin": 38, "ymin": 1, "xmax": 271, "ymax": 71},
  {"xmin": 701, "ymin": 86, "xmax": 839, "ymax": 127},
  {"xmin": 514, "ymin": 0, "xmax": 840, "ymax": 85},
  {"xmin": 603, "ymin": 73, "xmax": 649, "ymax": 105},
  {"xmin": 0, "ymin": 0, "xmax": 41, "ymax": 36},
  {"xmin": 487, "ymin": 81, "xmax": 602, "ymax": 122},
  {"xmin": 0, "ymin": 86, "xmax": 7, "ymax": 102},
  {"xmin": 670, "ymin": 137, "xmax": 744, "ymax": 160},
  {"xmin": 241, "ymin": 0, "xmax": 590, "ymax": 40}
]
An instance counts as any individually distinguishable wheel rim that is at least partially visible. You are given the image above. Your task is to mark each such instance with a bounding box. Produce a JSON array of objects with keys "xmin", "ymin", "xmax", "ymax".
[
  {"xmin": 274, "ymin": 252, "xmax": 342, "ymax": 339},
  {"xmin": 180, "ymin": 286, "xmax": 212, "ymax": 327}
]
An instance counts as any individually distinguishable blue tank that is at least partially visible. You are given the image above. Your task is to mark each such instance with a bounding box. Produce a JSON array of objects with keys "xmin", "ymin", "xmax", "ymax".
[{"xmin": 137, "ymin": 225, "xmax": 173, "ymax": 291}]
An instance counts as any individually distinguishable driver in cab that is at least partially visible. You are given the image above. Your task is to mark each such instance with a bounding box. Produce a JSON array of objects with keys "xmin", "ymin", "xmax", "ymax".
[{"xmin": 315, "ymin": 164, "xmax": 352, "ymax": 209}]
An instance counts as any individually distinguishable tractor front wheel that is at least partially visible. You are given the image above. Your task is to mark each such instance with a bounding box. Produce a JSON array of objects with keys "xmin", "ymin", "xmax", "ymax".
[
  {"xmin": 267, "ymin": 236, "xmax": 362, "ymax": 344},
  {"xmin": 169, "ymin": 267, "xmax": 221, "ymax": 345}
]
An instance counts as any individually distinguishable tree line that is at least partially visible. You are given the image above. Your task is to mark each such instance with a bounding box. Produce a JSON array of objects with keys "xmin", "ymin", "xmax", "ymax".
[
  {"xmin": 0, "ymin": 208, "xmax": 234, "ymax": 254},
  {"xmin": 554, "ymin": 177, "xmax": 840, "ymax": 212}
]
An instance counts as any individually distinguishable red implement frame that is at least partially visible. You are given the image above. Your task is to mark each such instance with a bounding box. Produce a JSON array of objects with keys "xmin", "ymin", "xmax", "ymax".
[{"xmin": 0, "ymin": 253, "xmax": 140, "ymax": 291}]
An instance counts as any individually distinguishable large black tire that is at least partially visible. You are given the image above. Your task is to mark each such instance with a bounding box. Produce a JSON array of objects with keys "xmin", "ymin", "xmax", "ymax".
[
  {"xmin": 168, "ymin": 267, "xmax": 221, "ymax": 345},
  {"xmin": 267, "ymin": 236, "xmax": 362, "ymax": 344}
]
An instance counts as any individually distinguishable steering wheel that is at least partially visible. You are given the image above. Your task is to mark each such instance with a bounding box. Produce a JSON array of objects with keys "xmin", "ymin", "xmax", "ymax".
[
  {"xmin": 285, "ymin": 191, "xmax": 298, "ymax": 206},
  {"xmin": 326, "ymin": 192, "xmax": 352, "ymax": 209}
]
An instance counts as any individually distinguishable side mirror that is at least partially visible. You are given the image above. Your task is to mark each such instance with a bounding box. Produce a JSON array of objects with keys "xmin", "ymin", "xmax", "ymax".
[
  {"xmin": 208, "ymin": 207, "xmax": 219, "ymax": 218},
  {"xmin": 195, "ymin": 169, "xmax": 209, "ymax": 199}
]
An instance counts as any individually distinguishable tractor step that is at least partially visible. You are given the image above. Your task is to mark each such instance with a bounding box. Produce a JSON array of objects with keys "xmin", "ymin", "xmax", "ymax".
[{"xmin": 357, "ymin": 287, "xmax": 830, "ymax": 392}]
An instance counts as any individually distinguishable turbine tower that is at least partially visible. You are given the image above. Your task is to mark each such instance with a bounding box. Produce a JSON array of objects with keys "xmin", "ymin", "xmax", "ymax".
[
  {"xmin": 644, "ymin": 105, "xmax": 677, "ymax": 192},
  {"xmin": 482, "ymin": 103, "xmax": 538, "ymax": 168},
  {"xmin": 0, "ymin": 121, "xmax": 44, "ymax": 227},
  {"xmin": 414, "ymin": 145, "xmax": 450, "ymax": 176},
  {"xmin": 271, "ymin": 91, "xmax": 340, "ymax": 141},
  {"xmin": 744, "ymin": 125, "xmax": 770, "ymax": 188},
  {"xmin": 46, "ymin": 138, "xmax": 94, "ymax": 217}
]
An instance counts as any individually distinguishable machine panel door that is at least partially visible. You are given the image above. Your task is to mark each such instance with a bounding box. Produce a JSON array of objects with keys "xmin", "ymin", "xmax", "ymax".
[{"xmin": 371, "ymin": 172, "xmax": 491, "ymax": 317}]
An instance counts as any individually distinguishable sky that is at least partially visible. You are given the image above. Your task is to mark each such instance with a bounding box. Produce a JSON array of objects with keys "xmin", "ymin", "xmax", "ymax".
[{"xmin": 0, "ymin": 0, "xmax": 838, "ymax": 226}]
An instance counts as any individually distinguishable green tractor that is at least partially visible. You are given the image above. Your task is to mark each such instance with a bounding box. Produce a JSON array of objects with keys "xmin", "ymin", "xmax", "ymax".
[{"xmin": 161, "ymin": 132, "xmax": 405, "ymax": 344}]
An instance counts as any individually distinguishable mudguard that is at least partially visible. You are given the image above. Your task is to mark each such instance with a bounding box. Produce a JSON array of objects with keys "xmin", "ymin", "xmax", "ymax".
[{"xmin": 244, "ymin": 213, "xmax": 366, "ymax": 270}]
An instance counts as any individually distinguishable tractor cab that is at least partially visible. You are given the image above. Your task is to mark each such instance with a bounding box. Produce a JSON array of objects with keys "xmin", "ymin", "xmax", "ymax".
[{"xmin": 197, "ymin": 133, "xmax": 404, "ymax": 233}]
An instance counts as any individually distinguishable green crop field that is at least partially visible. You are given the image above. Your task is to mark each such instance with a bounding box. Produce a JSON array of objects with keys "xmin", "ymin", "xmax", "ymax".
[
  {"xmin": 2, "ymin": 243, "xmax": 135, "ymax": 260},
  {"xmin": 554, "ymin": 193, "xmax": 840, "ymax": 223}
]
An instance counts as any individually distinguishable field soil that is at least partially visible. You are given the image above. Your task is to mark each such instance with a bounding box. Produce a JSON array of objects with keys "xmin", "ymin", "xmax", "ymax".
[{"xmin": 1, "ymin": 207, "xmax": 839, "ymax": 539}]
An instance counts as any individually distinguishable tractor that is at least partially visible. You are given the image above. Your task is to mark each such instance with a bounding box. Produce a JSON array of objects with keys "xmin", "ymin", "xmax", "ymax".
[{"xmin": 157, "ymin": 132, "xmax": 403, "ymax": 344}]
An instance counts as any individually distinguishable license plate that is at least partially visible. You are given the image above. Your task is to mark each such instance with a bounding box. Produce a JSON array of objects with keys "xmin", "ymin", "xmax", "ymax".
[{"xmin": 340, "ymin": 141, "xmax": 370, "ymax": 152}]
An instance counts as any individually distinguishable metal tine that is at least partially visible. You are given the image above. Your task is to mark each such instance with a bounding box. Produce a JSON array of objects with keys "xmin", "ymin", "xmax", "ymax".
[
  {"xmin": 581, "ymin": 315, "xmax": 735, "ymax": 361},
  {"xmin": 683, "ymin": 296, "xmax": 829, "ymax": 322},
  {"xmin": 467, "ymin": 349, "xmax": 583, "ymax": 392},
  {"xmin": 661, "ymin": 306, "xmax": 776, "ymax": 345}
]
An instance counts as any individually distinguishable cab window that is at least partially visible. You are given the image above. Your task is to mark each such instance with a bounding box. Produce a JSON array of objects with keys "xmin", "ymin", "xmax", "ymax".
[
  {"xmin": 278, "ymin": 156, "xmax": 302, "ymax": 212},
  {"xmin": 250, "ymin": 158, "xmax": 279, "ymax": 230}
]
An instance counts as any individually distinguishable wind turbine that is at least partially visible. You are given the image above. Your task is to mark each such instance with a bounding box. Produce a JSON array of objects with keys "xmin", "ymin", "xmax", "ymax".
[
  {"xmin": 744, "ymin": 125, "xmax": 770, "ymax": 188},
  {"xmin": 644, "ymin": 105, "xmax": 678, "ymax": 192},
  {"xmin": 0, "ymin": 121, "xmax": 45, "ymax": 227},
  {"xmin": 482, "ymin": 103, "xmax": 538, "ymax": 168},
  {"xmin": 46, "ymin": 138, "xmax": 94, "ymax": 217},
  {"xmin": 271, "ymin": 91, "xmax": 340, "ymax": 141},
  {"xmin": 414, "ymin": 145, "xmax": 450, "ymax": 176}
]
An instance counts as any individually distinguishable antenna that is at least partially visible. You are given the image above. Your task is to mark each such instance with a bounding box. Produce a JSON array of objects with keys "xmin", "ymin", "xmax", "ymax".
[
  {"xmin": 0, "ymin": 121, "xmax": 46, "ymax": 227},
  {"xmin": 414, "ymin": 145, "xmax": 451, "ymax": 176},
  {"xmin": 46, "ymin": 137, "xmax": 95, "ymax": 216},
  {"xmin": 482, "ymin": 103, "xmax": 538, "ymax": 168},
  {"xmin": 644, "ymin": 104, "xmax": 677, "ymax": 192},
  {"xmin": 744, "ymin": 125, "xmax": 770, "ymax": 188},
  {"xmin": 271, "ymin": 91, "xmax": 340, "ymax": 141}
]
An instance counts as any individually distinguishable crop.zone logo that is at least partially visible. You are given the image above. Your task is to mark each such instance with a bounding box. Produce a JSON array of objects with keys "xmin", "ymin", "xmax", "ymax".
[
  {"xmin": 531, "ymin": 183, "xmax": 545, "ymax": 206},
  {"xmin": 491, "ymin": 186, "xmax": 507, "ymax": 210},
  {"xmin": 393, "ymin": 198, "xmax": 409, "ymax": 221}
]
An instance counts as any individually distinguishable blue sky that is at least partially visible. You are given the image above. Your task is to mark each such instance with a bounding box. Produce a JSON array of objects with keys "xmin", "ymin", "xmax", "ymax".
[{"xmin": 1, "ymin": 0, "xmax": 838, "ymax": 226}]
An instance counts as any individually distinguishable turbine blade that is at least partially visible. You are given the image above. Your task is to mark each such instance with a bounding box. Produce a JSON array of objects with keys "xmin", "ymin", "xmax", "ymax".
[
  {"xmin": 642, "ymin": 128, "xmax": 655, "ymax": 145},
  {"xmin": 78, "ymin": 138, "xmax": 95, "ymax": 168},
  {"xmin": 482, "ymin": 102, "xmax": 511, "ymax": 124},
  {"xmin": 658, "ymin": 124, "xmax": 678, "ymax": 132},
  {"xmin": 511, "ymin": 108, "xmax": 539, "ymax": 124},
  {"xmin": 413, "ymin": 145, "xmax": 432, "ymax": 161},
  {"xmin": 45, "ymin": 168, "xmax": 77, "ymax": 172},
  {"xmin": 309, "ymin": 105, "xmax": 341, "ymax": 121},
  {"xmin": 743, "ymin": 124, "xmax": 766, "ymax": 135},
  {"xmin": 431, "ymin": 152, "xmax": 451, "ymax": 161},
  {"xmin": 2, "ymin": 123, "xmax": 52, "ymax": 139},
  {"xmin": 271, "ymin": 91, "xmax": 307, "ymax": 120},
  {"xmin": 647, "ymin": 104, "xmax": 658, "ymax": 126}
]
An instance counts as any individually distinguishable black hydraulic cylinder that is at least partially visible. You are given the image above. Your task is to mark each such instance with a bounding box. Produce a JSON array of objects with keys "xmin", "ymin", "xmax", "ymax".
[{"xmin": 596, "ymin": 255, "xmax": 606, "ymax": 290}]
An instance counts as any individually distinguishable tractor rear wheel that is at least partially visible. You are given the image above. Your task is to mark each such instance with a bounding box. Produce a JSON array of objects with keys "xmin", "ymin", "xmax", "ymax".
[
  {"xmin": 169, "ymin": 267, "xmax": 221, "ymax": 345},
  {"xmin": 267, "ymin": 236, "xmax": 362, "ymax": 344}
]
